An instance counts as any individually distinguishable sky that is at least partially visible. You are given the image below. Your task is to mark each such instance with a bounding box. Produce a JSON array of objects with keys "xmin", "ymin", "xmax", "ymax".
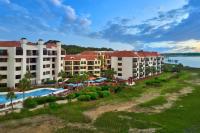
[{"xmin": 0, "ymin": 0, "xmax": 200, "ymax": 53}]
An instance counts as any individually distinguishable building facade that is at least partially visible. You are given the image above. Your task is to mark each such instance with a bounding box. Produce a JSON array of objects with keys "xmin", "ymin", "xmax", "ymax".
[
  {"xmin": 110, "ymin": 51, "xmax": 164, "ymax": 80},
  {"xmin": 0, "ymin": 38, "xmax": 65, "ymax": 88},
  {"xmin": 64, "ymin": 52, "xmax": 101, "ymax": 77}
]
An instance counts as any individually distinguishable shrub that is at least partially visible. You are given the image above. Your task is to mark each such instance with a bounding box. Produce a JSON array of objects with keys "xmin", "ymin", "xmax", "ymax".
[
  {"xmin": 111, "ymin": 85, "xmax": 123, "ymax": 93},
  {"xmin": 87, "ymin": 92, "xmax": 98, "ymax": 100},
  {"xmin": 44, "ymin": 79, "xmax": 56, "ymax": 84},
  {"xmin": 23, "ymin": 98, "xmax": 37, "ymax": 108},
  {"xmin": 101, "ymin": 86, "xmax": 110, "ymax": 91},
  {"xmin": 98, "ymin": 91, "xmax": 110, "ymax": 98},
  {"xmin": 67, "ymin": 93, "xmax": 76, "ymax": 102},
  {"xmin": 77, "ymin": 95, "xmax": 91, "ymax": 101},
  {"xmin": 49, "ymin": 102, "xmax": 59, "ymax": 109},
  {"xmin": 85, "ymin": 86, "xmax": 98, "ymax": 92},
  {"xmin": 35, "ymin": 96, "xmax": 57, "ymax": 105}
]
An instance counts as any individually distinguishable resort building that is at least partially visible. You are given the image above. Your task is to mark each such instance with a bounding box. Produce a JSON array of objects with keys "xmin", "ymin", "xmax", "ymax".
[
  {"xmin": 64, "ymin": 52, "xmax": 101, "ymax": 77},
  {"xmin": 0, "ymin": 38, "xmax": 66, "ymax": 88},
  {"xmin": 111, "ymin": 51, "xmax": 164, "ymax": 80},
  {"xmin": 0, "ymin": 38, "xmax": 164, "ymax": 88}
]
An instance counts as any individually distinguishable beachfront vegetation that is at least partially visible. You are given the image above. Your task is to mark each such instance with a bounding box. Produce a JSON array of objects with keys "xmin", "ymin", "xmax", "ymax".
[
  {"xmin": 101, "ymin": 68, "xmax": 117, "ymax": 80},
  {"xmin": 1, "ymin": 67, "xmax": 200, "ymax": 133},
  {"xmin": 19, "ymin": 77, "xmax": 31, "ymax": 101},
  {"xmin": 6, "ymin": 90, "xmax": 16, "ymax": 111}
]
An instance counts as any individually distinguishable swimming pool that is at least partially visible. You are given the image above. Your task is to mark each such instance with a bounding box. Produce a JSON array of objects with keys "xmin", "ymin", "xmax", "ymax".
[{"xmin": 0, "ymin": 88, "xmax": 64, "ymax": 104}]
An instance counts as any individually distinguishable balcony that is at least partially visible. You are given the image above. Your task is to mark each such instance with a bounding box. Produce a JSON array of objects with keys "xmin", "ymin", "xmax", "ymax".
[
  {"xmin": 0, "ymin": 50, "xmax": 8, "ymax": 56},
  {"xmin": 87, "ymin": 61, "xmax": 94, "ymax": 65},
  {"xmin": 74, "ymin": 61, "xmax": 80, "ymax": 65}
]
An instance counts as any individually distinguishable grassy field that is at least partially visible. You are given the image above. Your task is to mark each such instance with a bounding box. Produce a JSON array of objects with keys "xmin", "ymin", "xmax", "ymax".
[
  {"xmin": 0, "ymin": 68, "xmax": 200, "ymax": 133},
  {"xmin": 139, "ymin": 96, "xmax": 167, "ymax": 108}
]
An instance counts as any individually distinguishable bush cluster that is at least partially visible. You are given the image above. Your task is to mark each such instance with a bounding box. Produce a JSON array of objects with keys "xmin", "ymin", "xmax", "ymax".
[
  {"xmin": 23, "ymin": 96, "xmax": 59, "ymax": 108},
  {"xmin": 44, "ymin": 79, "xmax": 57, "ymax": 84},
  {"xmin": 145, "ymin": 77, "xmax": 167, "ymax": 87},
  {"xmin": 75, "ymin": 85, "xmax": 121, "ymax": 101}
]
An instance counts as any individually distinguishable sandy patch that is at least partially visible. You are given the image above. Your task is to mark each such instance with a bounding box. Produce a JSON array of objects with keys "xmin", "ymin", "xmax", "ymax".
[
  {"xmin": 130, "ymin": 87, "xmax": 193, "ymax": 113},
  {"xmin": 84, "ymin": 92, "xmax": 160, "ymax": 121},
  {"xmin": 0, "ymin": 115, "xmax": 64, "ymax": 133}
]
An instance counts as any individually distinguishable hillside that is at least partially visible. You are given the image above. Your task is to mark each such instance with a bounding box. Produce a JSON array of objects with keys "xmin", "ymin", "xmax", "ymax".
[
  {"xmin": 45, "ymin": 40, "xmax": 113, "ymax": 54},
  {"xmin": 62, "ymin": 45, "xmax": 113, "ymax": 54}
]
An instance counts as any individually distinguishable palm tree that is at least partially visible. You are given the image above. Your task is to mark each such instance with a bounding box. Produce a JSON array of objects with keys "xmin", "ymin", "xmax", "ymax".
[
  {"xmin": 58, "ymin": 70, "xmax": 66, "ymax": 87},
  {"xmin": 19, "ymin": 77, "xmax": 30, "ymax": 101},
  {"xmin": 101, "ymin": 68, "xmax": 117, "ymax": 80},
  {"xmin": 80, "ymin": 73, "xmax": 89, "ymax": 86},
  {"xmin": 25, "ymin": 70, "xmax": 32, "ymax": 80},
  {"xmin": 6, "ymin": 90, "xmax": 16, "ymax": 111}
]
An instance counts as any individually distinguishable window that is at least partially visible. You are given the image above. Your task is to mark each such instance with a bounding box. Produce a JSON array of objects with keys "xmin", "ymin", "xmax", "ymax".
[
  {"xmin": 52, "ymin": 64, "xmax": 55, "ymax": 68},
  {"xmin": 43, "ymin": 48, "xmax": 47, "ymax": 55},
  {"xmin": 118, "ymin": 68, "xmax": 122, "ymax": 71},
  {"xmin": 16, "ymin": 67, "xmax": 21, "ymax": 71},
  {"xmin": 52, "ymin": 70, "xmax": 55, "ymax": 75},
  {"xmin": 118, "ymin": 63, "xmax": 122, "ymax": 66},
  {"xmin": 15, "ymin": 75, "xmax": 21, "ymax": 79},
  {"xmin": 118, "ymin": 73, "xmax": 122, "ymax": 76},
  {"xmin": 0, "ymin": 66, "xmax": 7, "ymax": 71},
  {"xmin": 16, "ymin": 47, "xmax": 23, "ymax": 55},
  {"xmin": 43, "ymin": 58, "xmax": 50, "ymax": 61},
  {"xmin": 15, "ymin": 58, "xmax": 22, "ymax": 62},
  {"xmin": 0, "ymin": 58, "xmax": 7, "ymax": 62},
  {"xmin": 65, "ymin": 61, "xmax": 72, "ymax": 65},
  {"xmin": 1, "ymin": 75, "xmax": 7, "ymax": 79},
  {"xmin": 118, "ymin": 57, "xmax": 122, "ymax": 61},
  {"xmin": 52, "ymin": 58, "xmax": 56, "ymax": 62},
  {"xmin": 81, "ymin": 61, "xmax": 86, "ymax": 64},
  {"xmin": 0, "ymin": 50, "xmax": 8, "ymax": 56}
]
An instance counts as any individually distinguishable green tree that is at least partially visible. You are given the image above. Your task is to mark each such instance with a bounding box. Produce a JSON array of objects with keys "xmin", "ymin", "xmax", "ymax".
[
  {"xmin": 101, "ymin": 68, "xmax": 117, "ymax": 80},
  {"xmin": 58, "ymin": 70, "xmax": 67, "ymax": 86},
  {"xmin": 80, "ymin": 73, "xmax": 89, "ymax": 86},
  {"xmin": 6, "ymin": 90, "xmax": 17, "ymax": 111},
  {"xmin": 19, "ymin": 77, "xmax": 30, "ymax": 101},
  {"xmin": 24, "ymin": 70, "xmax": 32, "ymax": 80}
]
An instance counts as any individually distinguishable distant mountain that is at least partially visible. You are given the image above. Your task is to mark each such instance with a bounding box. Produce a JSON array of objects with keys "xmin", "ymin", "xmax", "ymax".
[
  {"xmin": 61, "ymin": 45, "xmax": 113, "ymax": 54},
  {"xmin": 161, "ymin": 52, "xmax": 200, "ymax": 57}
]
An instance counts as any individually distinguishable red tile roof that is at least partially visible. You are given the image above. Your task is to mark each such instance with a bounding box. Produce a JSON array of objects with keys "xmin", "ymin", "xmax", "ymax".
[
  {"xmin": 65, "ymin": 54, "xmax": 99, "ymax": 60},
  {"xmin": 111, "ymin": 51, "xmax": 140, "ymax": 57},
  {"xmin": 0, "ymin": 41, "xmax": 21, "ymax": 47}
]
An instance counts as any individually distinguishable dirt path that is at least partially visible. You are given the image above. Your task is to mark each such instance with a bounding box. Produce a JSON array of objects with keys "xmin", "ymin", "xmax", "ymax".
[
  {"xmin": 0, "ymin": 115, "xmax": 65, "ymax": 133},
  {"xmin": 84, "ymin": 91, "xmax": 160, "ymax": 121},
  {"xmin": 84, "ymin": 86, "xmax": 193, "ymax": 121},
  {"xmin": 129, "ymin": 87, "xmax": 193, "ymax": 113}
]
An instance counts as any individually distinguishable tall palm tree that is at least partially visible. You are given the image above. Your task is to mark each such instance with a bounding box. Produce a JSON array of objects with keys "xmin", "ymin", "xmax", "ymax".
[
  {"xmin": 6, "ymin": 90, "xmax": 16, "ymax": 111},
  {"xmin": 25, "ymin": 70, "xmax": 32, "ymax": 80},
  {"xmin": 80, "ymin": 73, "xmax": 89, "ymax": 87},
  {"xmin": 101, "ymin": 68, "xmax": 116, "ymax": 80},
  {"xmin": 58, "ymin": 70, "xmax": 66, "ymax": 87},
  {"xmin": 19, "ymin": 77, "xmax": 30, "ymax": 101}
]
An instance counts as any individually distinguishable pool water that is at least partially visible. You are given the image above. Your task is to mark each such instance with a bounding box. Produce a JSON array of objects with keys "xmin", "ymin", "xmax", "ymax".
[{"xmin": 0, "ymin": 88, "xmax": 63, "ymax": 104}]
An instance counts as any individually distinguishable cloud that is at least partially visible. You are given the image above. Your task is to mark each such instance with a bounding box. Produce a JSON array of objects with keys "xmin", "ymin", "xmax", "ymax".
[
  {"xmin": 0, "ymin": 0, "xmax": 10, "ymax": 4},
  {"xmin": 88, "ymin": 0, "xmax": 200, "ymax": 52},
  {"xmin": 143, "ymin": 39, "xmax": 200, "ymax": 53},
  {"xmin": 0, "ymin": 0, "xmax": 91, "ymax": 37},
  {"xmin": 51, "ymin": 0, "xmax": 62, "ymax": 6}
]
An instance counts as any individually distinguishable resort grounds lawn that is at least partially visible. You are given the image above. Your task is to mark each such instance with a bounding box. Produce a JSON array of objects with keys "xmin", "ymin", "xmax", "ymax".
[{"xmin": 0, "ymin": 68, "xmax": 200, "ymax": 133}]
